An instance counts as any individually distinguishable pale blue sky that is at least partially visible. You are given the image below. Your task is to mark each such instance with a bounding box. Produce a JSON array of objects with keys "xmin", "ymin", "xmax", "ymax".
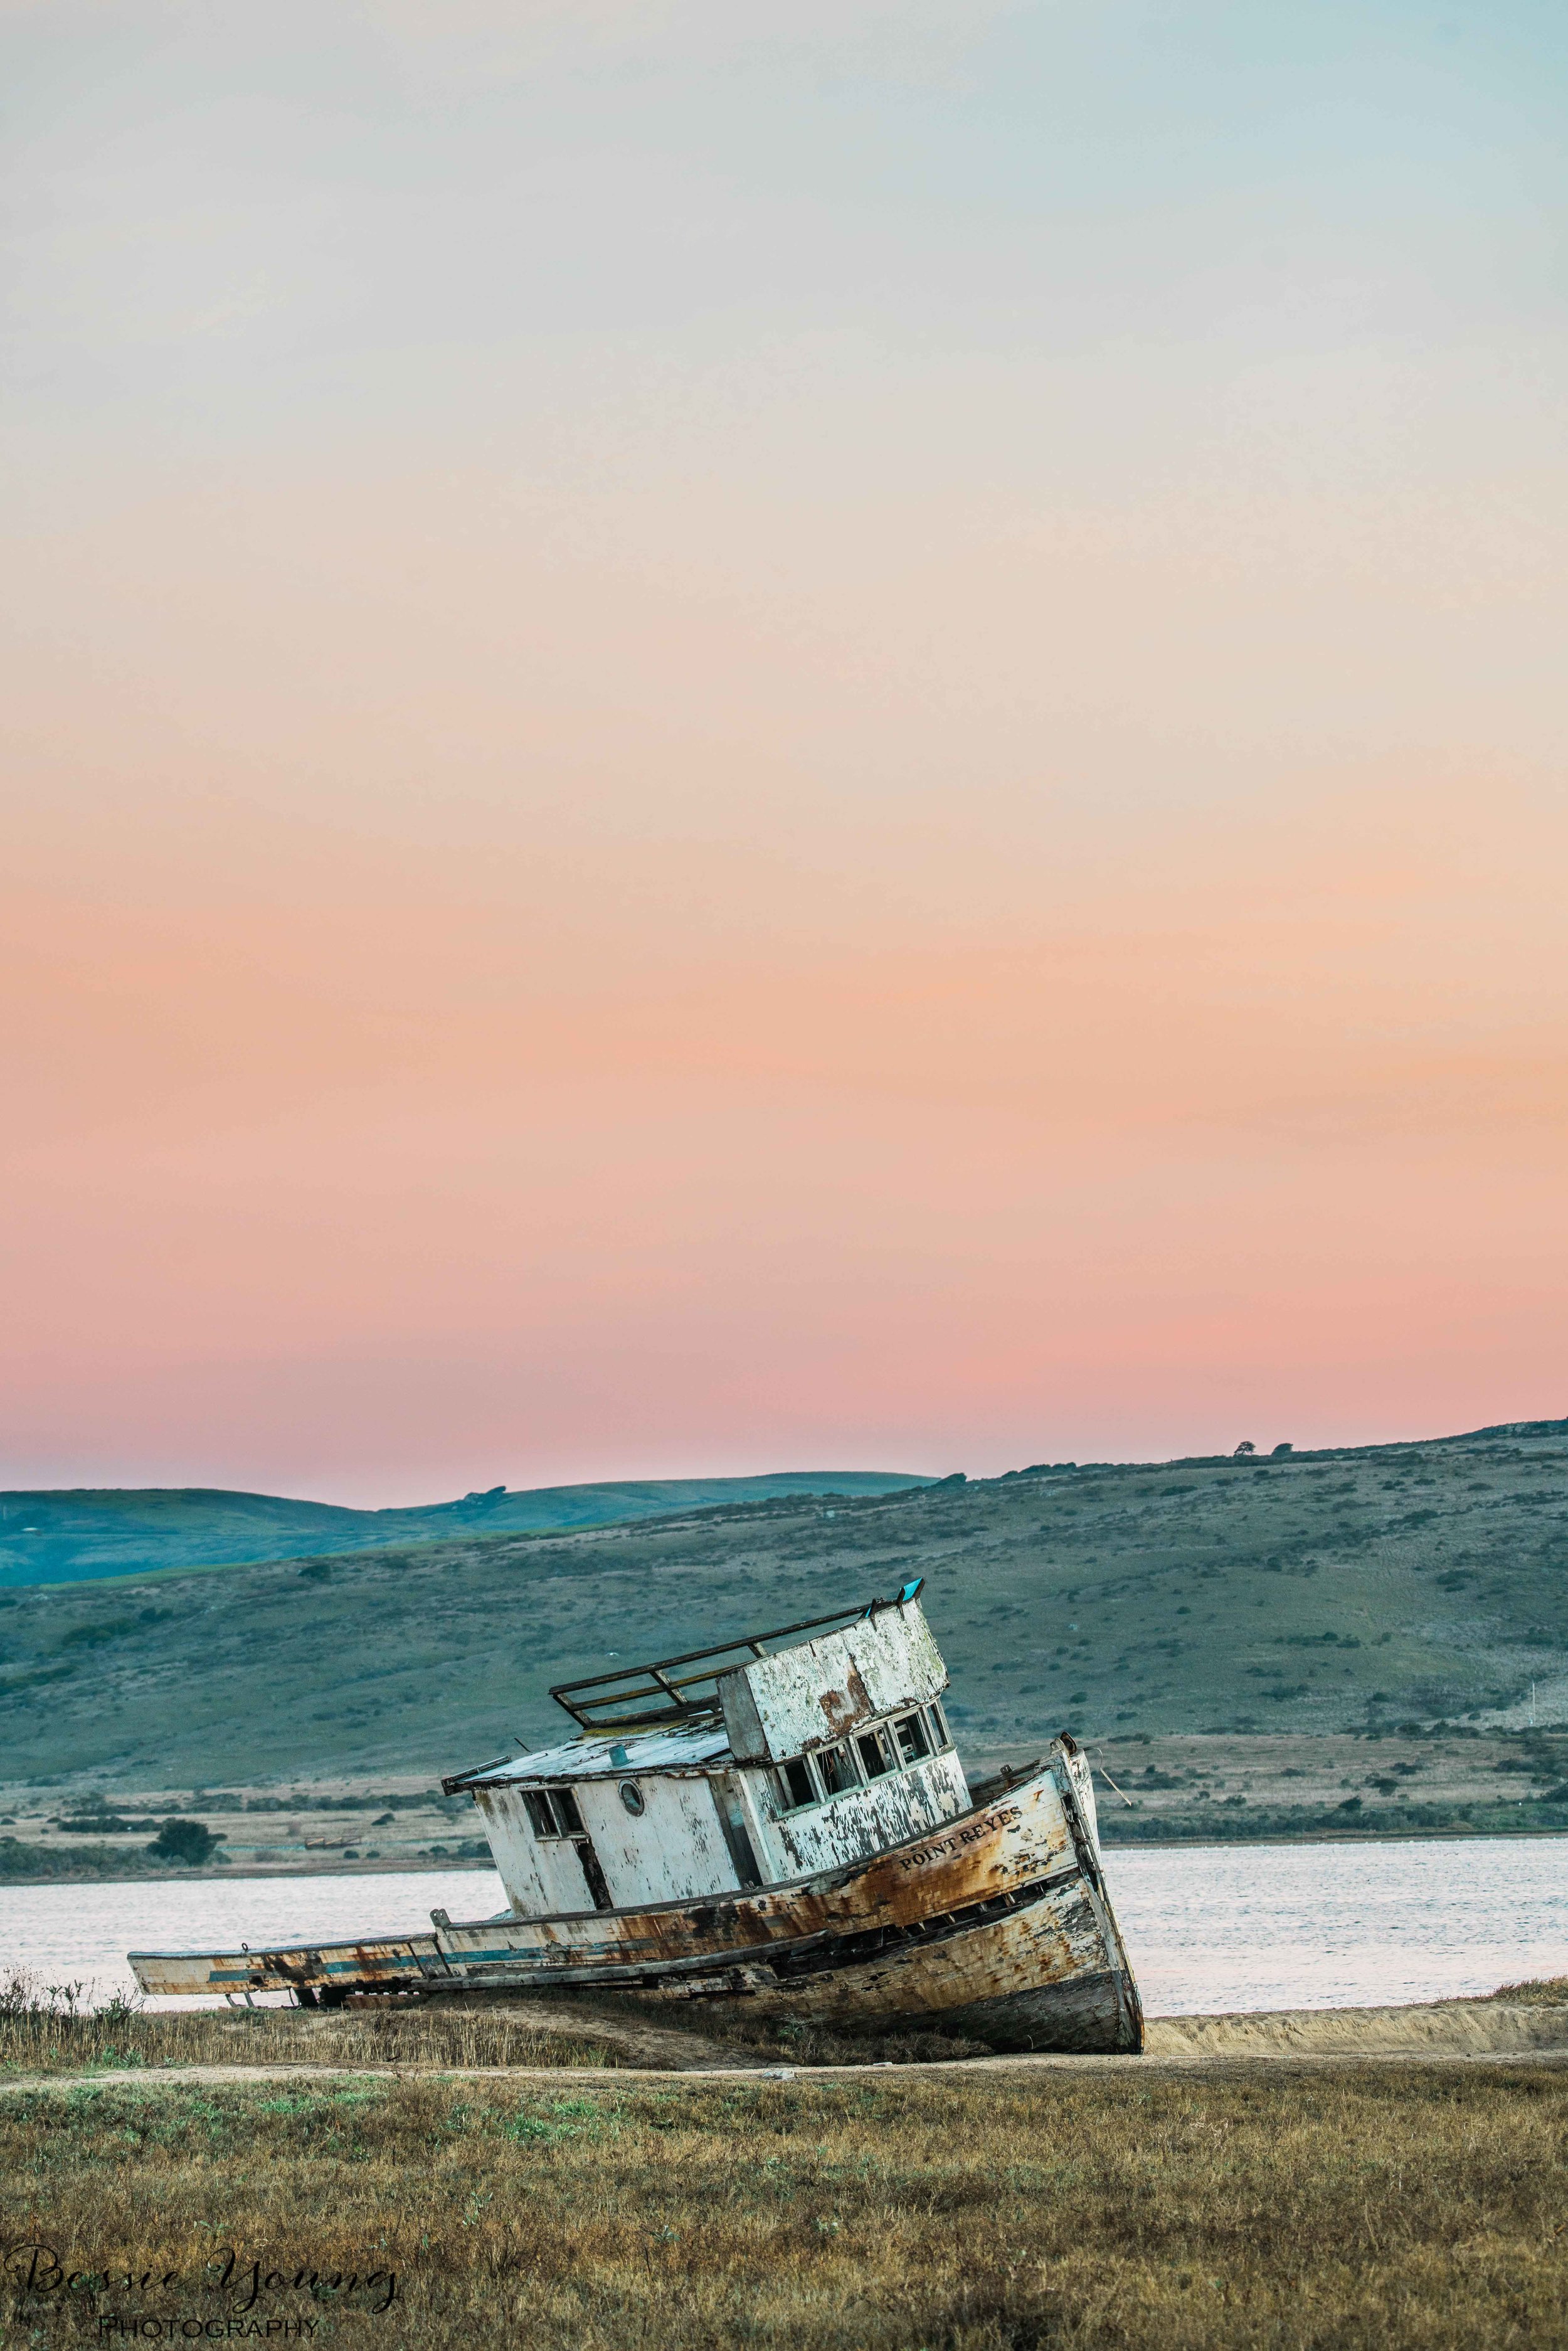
[{"xmin": 8, "ymin": 2, "xmax": 1565, "ymax": 471}]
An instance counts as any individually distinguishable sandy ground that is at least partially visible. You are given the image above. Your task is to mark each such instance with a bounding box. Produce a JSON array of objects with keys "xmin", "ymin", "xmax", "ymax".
[{"xmin": 1145, "ymin": 1998, "xmax": 1568, "ymax": 2059}]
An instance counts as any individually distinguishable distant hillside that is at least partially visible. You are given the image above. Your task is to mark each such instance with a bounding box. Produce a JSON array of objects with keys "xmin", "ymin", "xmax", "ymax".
[
  {"xmin": 1, "ymin": 1419, "xmax": 1564, "ymax": 1790},
  {"xmin": 0, "ymin": 1472, "xmax": 929, "ymax": 1589}
]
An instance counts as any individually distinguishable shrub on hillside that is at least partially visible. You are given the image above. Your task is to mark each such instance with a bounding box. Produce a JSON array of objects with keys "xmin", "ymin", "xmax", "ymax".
[{"xmin": 146, "ymin": 1817, "xmax": 226, "ymax": 1866}]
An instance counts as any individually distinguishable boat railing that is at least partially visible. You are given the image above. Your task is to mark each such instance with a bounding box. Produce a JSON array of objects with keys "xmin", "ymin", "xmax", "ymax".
[{"xmin": 548, "ymin": 1584, "xmax": 922, "ymax": 1731}]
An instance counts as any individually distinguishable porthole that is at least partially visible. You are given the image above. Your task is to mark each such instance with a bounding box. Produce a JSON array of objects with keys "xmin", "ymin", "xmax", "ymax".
[{"xmin": 618, "ymin": 1781, "xmax": 645, "ymax": 1815}]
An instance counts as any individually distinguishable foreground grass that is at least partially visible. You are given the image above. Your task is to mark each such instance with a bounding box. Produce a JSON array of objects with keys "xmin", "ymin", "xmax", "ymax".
[
  {"xmin": 3, "ymin": 2067, "xmax": 1565, "ymax": 2348},
  {"xmin": 0, "ymin": 1998, "xmax": 615, "ymax": 2078}
]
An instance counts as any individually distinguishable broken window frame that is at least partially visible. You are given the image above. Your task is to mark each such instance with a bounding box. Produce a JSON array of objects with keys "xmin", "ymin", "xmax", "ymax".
[
  {"xmin": 814, "ymin": 1740, "xmax": 861, "ymax": 1798},
  {"xmin": 856, "ymin": 1725, "xmax": 898, "ymax": 1779},
  {"xmin": 522, "ymin": 1786, "xmax": 587, "ymax": 1840},
  {"xmin": 519, "ymin": 1785, "xmax": 615, "ymax": 1912},
  {"xmin": 892, "ymin": 1709, "xmax": 930, "ymax": 1765},
  {"xmin": 775, "ymin": 1756, "xmax": 819, "ymax": 1812}
]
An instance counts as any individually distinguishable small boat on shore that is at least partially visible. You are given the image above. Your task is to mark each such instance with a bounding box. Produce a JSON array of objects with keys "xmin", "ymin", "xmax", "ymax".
[{"xmin": 129, "ymin": 1584, "xmax": 1143, "ymax": 2052}]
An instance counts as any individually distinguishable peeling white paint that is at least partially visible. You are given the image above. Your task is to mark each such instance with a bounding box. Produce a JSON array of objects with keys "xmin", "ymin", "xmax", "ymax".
[
  {"xmin": 750, "ymin": 1751, "xmax": 971, "ymax": 1881},
  {"xmin": 721, "ymin": 1603, "xmax": 947, "ymax": 1762},
  {"xmin": 477, "ymin": 1770, "xmax": 743, "ymax": 1914},
  {"xmin": 471, "ymin": 1724, "xmax": 731, "ymax": 1785},
  {"xmin": 474, "ymin": 1788, "xmax": 598, "ymax": 1914}
]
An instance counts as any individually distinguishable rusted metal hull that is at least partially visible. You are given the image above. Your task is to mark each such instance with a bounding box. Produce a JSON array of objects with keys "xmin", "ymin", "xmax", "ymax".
[
  {"xmin": 613, "ymin": 1865, "xmax": 1142, "ymax": 2054},
  {"xmin": 128, "ymin": 1754, "xmax": 1143, "ymax": 2054}
]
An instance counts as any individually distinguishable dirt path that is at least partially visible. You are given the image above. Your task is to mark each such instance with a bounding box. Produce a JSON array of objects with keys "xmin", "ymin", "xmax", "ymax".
[{"xmin": 5, "ymin": 2049, "xmax": 1568, "ymax": 2094}]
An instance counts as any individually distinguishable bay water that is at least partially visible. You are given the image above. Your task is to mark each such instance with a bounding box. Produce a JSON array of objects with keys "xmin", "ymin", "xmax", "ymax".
[{"xmin": 5, "ymin": 1836, "xmax": 1565, "ymax": 2017}]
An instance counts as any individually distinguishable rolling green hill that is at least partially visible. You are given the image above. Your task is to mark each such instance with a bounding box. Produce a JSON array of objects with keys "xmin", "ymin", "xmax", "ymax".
[
  {"xmin": 0, "ymin": 1471, "xmax": 928, "ymax": 1589},
  {"xmin": 1, "ymin": 1418, "xmax": 1564, "ymax": 1800}
]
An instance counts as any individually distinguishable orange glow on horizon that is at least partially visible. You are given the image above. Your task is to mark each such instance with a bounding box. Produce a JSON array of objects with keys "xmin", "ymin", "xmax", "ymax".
[{"xmin": 6, "ymin": 0, "xmax": 1567, "ymax": 1497}]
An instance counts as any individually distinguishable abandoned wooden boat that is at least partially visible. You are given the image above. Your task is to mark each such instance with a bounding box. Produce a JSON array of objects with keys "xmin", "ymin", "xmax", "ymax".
[{"xmin": 129, "ymin": 1583, "xmax": 1143, "ymax": 2052}]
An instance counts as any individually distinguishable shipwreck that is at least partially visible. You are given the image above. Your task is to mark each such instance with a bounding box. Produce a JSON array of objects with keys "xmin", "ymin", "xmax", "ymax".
[{"xmin": 129, "ymin": 1583, "xmax": 1144, "ymax": 2052}]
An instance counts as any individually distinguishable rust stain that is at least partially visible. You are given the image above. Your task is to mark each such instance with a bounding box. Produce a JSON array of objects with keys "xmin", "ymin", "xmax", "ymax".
[{"xmin": 815, "ymin": 1665, "xmax": 875, "ymax": 1738}]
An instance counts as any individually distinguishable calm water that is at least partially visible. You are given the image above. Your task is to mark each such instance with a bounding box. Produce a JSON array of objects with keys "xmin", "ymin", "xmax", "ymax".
[
  {"xmin": 1108, "ymin": 1837, "xmax": 1568, "ymax": 2013},
  {"xmin": 4, "ymin": 1868, "xmax": 509, "ymax": 2010},
  {"xmin": 5, "ymin": 1839, "xmax": 1565, "ymax": 2016}
]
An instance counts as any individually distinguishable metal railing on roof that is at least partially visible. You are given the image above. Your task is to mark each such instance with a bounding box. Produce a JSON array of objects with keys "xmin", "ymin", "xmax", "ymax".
[{"xmin": 548, "ymin": 1581, "xmax": 923, "ymax": 1733}]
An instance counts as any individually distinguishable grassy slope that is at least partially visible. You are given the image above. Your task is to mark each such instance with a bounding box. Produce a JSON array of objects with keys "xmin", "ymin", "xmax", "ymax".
[
  {"xmin": 1, "ymin": 1419, "xmax": 1564, "ymax": 1794},
  {"xmin": 3, "ymin": 2069, "xmax": 1565, "ymax": 2349},
  {"xmin": 0, "ymin": 1470, "xmax": 928, "ymax": 1589}
]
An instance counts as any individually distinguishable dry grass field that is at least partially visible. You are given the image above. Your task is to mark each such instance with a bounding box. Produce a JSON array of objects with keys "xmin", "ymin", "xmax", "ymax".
[
  {"xmin": 0, "ymin": 1992, "xmax": 617, "ymax": 2080},
  {"xmin": 3, "ymin": 2065, "xmax": 1566, "ymax": 2350}
]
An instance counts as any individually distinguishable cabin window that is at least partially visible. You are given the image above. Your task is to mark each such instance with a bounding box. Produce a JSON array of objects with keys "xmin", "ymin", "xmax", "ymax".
[
  {"xmin": 522, "ymin": 1787, "xmax": 586, "ymax": 1839},
  {"xmin": 773, "ymin": 1707, "xmax": 950, "ymax": 1815},
  {"xmin": 618, "ymin": 1781, "xmax": 645, "ymax": 1815},
  {"xmin": 893, "ymin": 1710, "xmax": 930, "ymax": 1765},
  {"xmin": 776, "ymin": 1757, "xmax": 817, "ymax": 1811},
  {"xmin": 815, "ymin": 1741, "xmax": 860, "ymax": 1798}
]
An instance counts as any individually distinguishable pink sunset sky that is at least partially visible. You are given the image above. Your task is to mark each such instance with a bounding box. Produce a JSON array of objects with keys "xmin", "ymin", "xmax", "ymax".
[{"xmin": 4, "ymin": 1, "xmax": 1566, "ymax": 1501}]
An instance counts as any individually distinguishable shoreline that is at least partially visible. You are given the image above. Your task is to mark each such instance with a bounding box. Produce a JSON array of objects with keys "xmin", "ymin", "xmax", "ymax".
[
  {"xmin": 7, "ymin": 1817, "xmax": 1568, "ymax": 1888},
  {"xmin": 2, "ymin": 1851, "xmax": 499, "ymax": 1889},
  {"xmin": 1103, "ymin": 1821, "xmax": 1568, "ymax": 1849}
]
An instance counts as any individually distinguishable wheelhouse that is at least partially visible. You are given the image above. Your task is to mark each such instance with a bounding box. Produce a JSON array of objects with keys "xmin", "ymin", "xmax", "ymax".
[{"xmin": 443, "ymin": 1583, "xmax": 972, "ymax": 1918}]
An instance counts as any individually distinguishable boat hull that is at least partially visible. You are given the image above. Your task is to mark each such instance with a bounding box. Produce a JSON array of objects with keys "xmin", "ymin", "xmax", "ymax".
[
  {"xmin": 129, "ymin": 1753, "xmax": 1143, "ymax": 2054},
  {"xmin": 593, "ymin": 1863, "xmax": 1142, "ymax": 2053}
]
